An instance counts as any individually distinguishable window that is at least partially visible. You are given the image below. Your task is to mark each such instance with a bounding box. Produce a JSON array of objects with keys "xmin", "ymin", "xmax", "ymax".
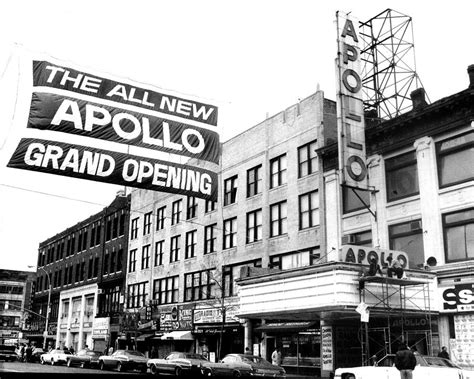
[
  {"xmin": 154, "ymin": 240, "xmax": 164, "ymax": 266},
  {"xmin": 270, "ymin": 247, "xmax": 320, "ymax": 270},
  {"xmin": 186, "ymin": 196, "xmax": 197, "ymax": 219},
  {"xmin": 88, "ymin": 257, "xmax": 93, "ymax": 279},
  {"xmin": 143, "ymin": 212, "xmax": 152, "ymax": 235},
  {"xmin": 389, "ymin": 220, "xmax": 424, "ymax": 269},
  {"xmin": 205, "ymin": 200, "xmax": 217, "ymax": 213},
  {"xmin": 90, "ymin": 224, "xmax": 96, "ymax": 247},
  {"xmin": 141, "ymin": 244, "xmax": 150, "ymax": 269},
  {"xmin": 104, "ymin": 252, "xmax": 109, "ymax": 275},
  {"xmin": 270, "ymin": 154, "xmax": 287, "ymax": 188},
  {"xmin": 223, "ymin": 259, "xmax": 262, "ymax": 297},
  {"xmin": 106, "ymin": 216, "xmax": 112, "ymax": 241},
  {"xmin": 385, "ymin": 151, "xmax": 419, "ymax": 202},
  {"xmin": 246, "ymin": 209, "xmax": 262, "ymax": 243},
  {"xmin": 130, "ymin": 217, "xmax": 139, "ymax": 239},
  {"xmin": 224, "ymin": 176, "xmax": 238, "ymax": 206},
  {"xmin": 117, "ymin": 249, "xmax": 123, "ymax": 272},
  {"xmin": 119, "ymin": 211, "xmax": 125, "ymax": 236},
  {"xmin": 351, "ymin": 230, "xmax": 372, "ymax": 246},
  {"xmin": 129, "ymin": 249, "xmax": 137, "ymax": 272},
  {"xmin": 112, "ymin": 212, "xmax": 119, "ymax": 239},
  {"xmin": 204, "ymin": 224, "xmax": 217, "ymax": 254},
  {"xmin": 247, "ymin": 165, "xmax": 262, "ymax": 197},
  {"xmin": 110, "ymin": 249, "xmax": 116, "ymax": 273},
  {"xmin": 270, "ymin": 201, "xmax": 287, "ymax": 237},
  {"xmin": 75, "ymin": 263, "xmax": 80, "ymax": 283},
  {"xmin": 127, "ymin": 281, "xmax": 148, "ymax": 309},
  {"xmin": 443, "ymin": 208, "xmax": 474, "ymax": 263},
  {"xmin": 343, "ymin": 186, "xmax": 370, "ymax": 214},
  {"xmin": 223, "ymin": 217, "xmax": 237, "ymax": 249},
  {"xmin": 171, "ymin": 200, "xmax": 182, "ymax": 225},
  {"xmin": 185, "ymin": 230, "xmax": 197, "ymax": 259},
  {"xmin": 95, "ymin": 222, "xmax": 101, "ymax": 245},
  {"xmin": 170, "ymin": 235, "xmax": 181, "ymax": 263},
  {"xmin": 93, "ymin": 256, "xmax": 99, "ymax": 277},
  {"xmin": 184, "ymin": 269, "xmax": 215, "ymax": 302},
  {"xmin": 437, "ymin": 131, "xmax": 474, "ymax": 188},
  {"xmin": 153, "ymin": 276, "xmax": 179, "ymax": 305},
  {"xmin": 156, "ymin": 206, "xmax": 166, "ymax": 231},
  {"xmin": 298, "ymin": 140, "xmax": 318, "ymax": 178},
  {"xmin": 299, "ymin": 190, "xmax": 319, "ymax": 229}
]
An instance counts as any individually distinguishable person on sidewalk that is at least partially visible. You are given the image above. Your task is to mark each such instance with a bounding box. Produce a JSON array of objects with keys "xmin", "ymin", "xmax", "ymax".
[
  {"xmin": 438, "ymin": 346, "xmax": 450, "ymax": 360},
  {"xmin": 271, "ymin": 347, "xmax": 282, "ymax": 366},
  {"xmin": 394, "ymin": 343, "xmax": 417, "ymax": 379}
]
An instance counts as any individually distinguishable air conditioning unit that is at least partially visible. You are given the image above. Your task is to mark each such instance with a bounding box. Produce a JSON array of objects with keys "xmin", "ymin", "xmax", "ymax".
[
  {"xmin": 341, "ymin": 234, "xmax": 356, "ymax": 245},
  {"xmin": 410, "ymin": 220, "xmax": 422, "ymax": 231}
]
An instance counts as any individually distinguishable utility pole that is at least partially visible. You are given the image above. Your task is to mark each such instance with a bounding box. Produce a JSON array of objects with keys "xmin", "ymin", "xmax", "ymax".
[{"xmin": 29, "ymin": 265, "xmax": 51, "ymax": 350}]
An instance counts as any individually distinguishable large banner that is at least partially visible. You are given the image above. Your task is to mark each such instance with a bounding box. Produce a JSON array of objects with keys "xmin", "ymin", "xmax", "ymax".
[{"xmin": 7, "ymin": 59, "xmax": 220, "ymax": 200}]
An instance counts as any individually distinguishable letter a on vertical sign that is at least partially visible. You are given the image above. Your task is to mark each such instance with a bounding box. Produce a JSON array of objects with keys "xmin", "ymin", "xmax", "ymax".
[{"xmin": 335, "ymin": 11, "xmax": 368, "ymax": 190}]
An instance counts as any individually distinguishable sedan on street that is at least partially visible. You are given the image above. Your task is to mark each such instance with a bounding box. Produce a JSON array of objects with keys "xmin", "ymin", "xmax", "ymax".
[
  {"xmin": 98, "ymin": 350, "xmax": 148, "ymax": 373},
  {"xmin": 334, "ymin": 354, "xmax": 465, "ymax": 379},
  {"xmin": 147, "ymin": 352, "xmax": 213, "ymax": 376},
  {"xmin": 40, "ymin": 349, "xmax": 73, "ymax": 365},
  {"xmin": 216, "ymin": 354, "xmax": 286, "ymax": 377},
  {"xmin": 66, "ymin": 349, "xmax": 102, "ymax": 368}
]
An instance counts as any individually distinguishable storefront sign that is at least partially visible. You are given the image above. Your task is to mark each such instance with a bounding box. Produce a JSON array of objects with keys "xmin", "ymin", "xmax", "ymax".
[
  {"xmin": 137, "ymin": 320, "xmax": 156, "ymax": 330},
  {"xmin": 449, "ymin": 314, "xmax": 474, "ymax": 367},
  {"xmin": 194, "ymin": 308, "xmax": 223, "ymax": 324},
  {"xmin": 178, "ymin": 307, "xmax": 193, "ymax": 330},
  {"xmin": 83, "ymin": 322, "xmax": 93, "ymax": 328},
  {"xmin": 321, "ymin": 326, "xmax": 334, "ymax": 371},
  {"xmin": 159, "ymin": 306, "xmax": 179, "ymax": 331},
  {"xmin": 341, "ymin": 245, "xmax": 409, "ymax": 268},
  {"xmin": 60, "ymin": 323, "xmax": 68, "ymax": 330},
  {"xmin": 440, "ymin": 283, "xmax": 474, "ymax": 312},
  {"xmin": 336, "ymin": 11, "xmax": 368, "ymax": 190},
  {"xmin": 92, "ymin": 317, "xmax": 110, "ymax": 339}
]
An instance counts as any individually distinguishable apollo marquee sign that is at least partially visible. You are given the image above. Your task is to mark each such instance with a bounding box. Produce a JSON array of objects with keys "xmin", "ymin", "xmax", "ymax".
[{"xmin": 335, "ymin": 11, "xmax": 368, "ymax": 190}]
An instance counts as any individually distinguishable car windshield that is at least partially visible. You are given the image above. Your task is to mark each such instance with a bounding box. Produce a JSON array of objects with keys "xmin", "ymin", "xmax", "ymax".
[
  {"xmin": 423, "ymin": 356, "xmax": 460, "ymax": 368},
  {"xmin": 125, "ymin": 351, "xmax": 145, "ymax": 357},
  {"xmin": 184, "ymin": 353, "xmax": 207, "ymax": 360}
]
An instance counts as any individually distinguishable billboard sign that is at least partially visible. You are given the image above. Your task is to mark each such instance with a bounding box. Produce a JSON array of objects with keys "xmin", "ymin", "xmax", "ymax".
[
  {"xmin": 336, "ymin": 11, "xmax": 368, "ymax": 190},
  {"xmin": 7, "ymin": 59, "xmax": 220, "ymax": 200}
]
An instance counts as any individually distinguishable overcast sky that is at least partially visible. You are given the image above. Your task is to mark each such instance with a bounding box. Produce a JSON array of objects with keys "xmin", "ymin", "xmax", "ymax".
[{"xmin": 0, "ymin": 0, "xmax": 473, "ymax": 272}]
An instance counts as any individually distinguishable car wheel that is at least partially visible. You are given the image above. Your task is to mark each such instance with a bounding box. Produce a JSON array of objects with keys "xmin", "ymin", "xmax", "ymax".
[
  {"xmin": 51, "ymin": 358, "xmax": 55, "ymax": 366},
  {"xmin": 67, "ymin": 359, "xmax": 72, "ymax": 367},
  {"xmin": 202, "ymin": 368, "xmax": 212, "ymax": 377},
  {"xmin": 40, "ymin": 357, "xmax": 45, "ymax": 365},
  {"xmin": 175, "ymin": 366, "xmax": 182, "ymax": 377},
  {"xmin": 233, "ymin": 370, "xmax": 242, "ymax": 378},
  {"xmin": 150, "ymin": 364, "xmax": 158, "ymax": 375},
  {"xmin": 100, "ymin": 361, "xmax": 106, "ymax": 371},
  {"xmin": 117, "ymin": 362, "xmax": 124, "ymax": 372},
  {"xmin": 80, "ymin": 362, "xmax": 86, "ymax": 368}
]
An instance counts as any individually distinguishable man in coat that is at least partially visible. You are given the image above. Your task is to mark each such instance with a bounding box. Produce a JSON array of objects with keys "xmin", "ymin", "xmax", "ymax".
[{"xmin": 394, "ymin": 343, "xmax": 417, "ymax": 379}]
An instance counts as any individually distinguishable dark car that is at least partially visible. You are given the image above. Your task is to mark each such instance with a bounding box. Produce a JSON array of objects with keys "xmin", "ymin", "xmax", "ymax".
[
  {"xmin": 30, "ymin": 347, "xmax": 45, "ymax": 363},
  {"xmin": 218, "ymin": 354, "xmax": 286, "ymax": 378},
  {"xmin": 66, "ymin": 349, "xmax": 102, "ymax": 368},
  {"xmin": 0, "ymin": 345, "xmax": 17, "ymax": 362},
  {"xmin": 98, "ymin": 350, "xmax": 148, "ymax": 373},
  {"xmin": 147, "ymin": 352, "xmax": 211, "ymax": 376}
]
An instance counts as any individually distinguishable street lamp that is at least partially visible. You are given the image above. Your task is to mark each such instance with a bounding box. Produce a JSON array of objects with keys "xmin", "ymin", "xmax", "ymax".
[{"xmin": 29, "ymin": 265, "xmax": 51, "ymax": 350}]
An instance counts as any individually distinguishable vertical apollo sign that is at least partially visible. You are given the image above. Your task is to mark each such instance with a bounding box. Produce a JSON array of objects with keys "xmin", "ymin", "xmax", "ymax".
[
  {"xmin": 336, "ymin": 12, "xmax": 368, "ymax": 189},
  {"xmin": 7, "ymin": 59, "xmax": 220, "ymax": 201}
]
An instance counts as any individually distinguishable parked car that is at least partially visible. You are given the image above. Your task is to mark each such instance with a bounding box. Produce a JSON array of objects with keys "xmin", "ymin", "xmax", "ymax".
[
  {"xmin": 334, "ymin": 354, "xmax": 464, "ymax": 379},
  {"xmin": 31, "ymin": 347, "xmax": 44, "ymax": 363},
  {"xmin": 98, "ymin": 350, "xmax": 148, "ymax": 373},
  {"xmin": 147, "ymin": 352, "xmax": 213, "ymax": 376},
  {"xmin": 40, "ymin": 349, "xmax": 72, "ymax": 365},
  {"xmin": 0, "ymin": 345, "xmax": 17, "ymax": 362},
  {"xmin": 216, "ymin": 354, "xmax": 286, "ymax": 377},
  {"xmin": 66, "ymin": 349, "xmax": 102, "ymax": 368}
]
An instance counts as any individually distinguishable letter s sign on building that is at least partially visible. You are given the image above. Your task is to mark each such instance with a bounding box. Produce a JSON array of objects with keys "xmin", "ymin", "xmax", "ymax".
[{"xmin": 441, "ymin": 283, "xmax": 474, "ymax": 312}]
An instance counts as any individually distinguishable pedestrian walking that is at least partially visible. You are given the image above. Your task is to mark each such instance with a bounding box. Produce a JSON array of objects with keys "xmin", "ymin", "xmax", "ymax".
[
  {"xmin": 438, "ymin": 346, "xmax": 450, "ymax": 360},
  {"xmin": 69, "ymin": 346, "xmax": 75, "ymax": 355},
  {"xmin": 20, "ymin": 344, "xmax": 26, "ymax": 362},
  {"xmin": 25, "ymin": 344, "xmax": 32, "ymax": 363},
  {"xmin": 271, "ymin": 347, "xmax": 282, "ymax": 366},
  {"xmin": 394, "ymin": 343, "xmax": 417, "ymax": 379}
]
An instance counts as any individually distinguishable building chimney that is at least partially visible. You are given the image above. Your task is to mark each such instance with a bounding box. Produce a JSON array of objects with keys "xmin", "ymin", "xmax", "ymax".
[
  {"xmin": 468, "ymin": 64, "xmax": 474, "ymax": 88},
  {"xmin": 410, "ymin": 88, "xmax": 427, "ymax": 110}
]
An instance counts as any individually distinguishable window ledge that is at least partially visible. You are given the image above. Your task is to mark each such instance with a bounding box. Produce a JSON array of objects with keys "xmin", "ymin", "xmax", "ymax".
[
  {"xmin": 385, "ymin": 194, "xmax": 420, "ymax": 208},
  {"xmin": 439, "ymin": 180, "xmax": 474, "ymax": 194}
]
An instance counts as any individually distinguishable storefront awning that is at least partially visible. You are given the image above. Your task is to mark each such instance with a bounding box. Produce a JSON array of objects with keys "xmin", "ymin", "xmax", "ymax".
[
  {"xmin": 255, "ymin": 321, "xmax": 316, "ymax": 333},
  {"xmin": 136, "ymin": 333, "xmax": 155, "ymax": 341},
  {"xmin": 161, "ymin": 330, "xmax": 194, "ymax": 340}
]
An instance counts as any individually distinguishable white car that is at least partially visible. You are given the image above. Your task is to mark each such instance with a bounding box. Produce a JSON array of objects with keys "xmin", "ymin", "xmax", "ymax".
[
  {"xmin": 40, "ymin": 349, "xmax": 72, "ymax": 365},
  {"xmin": 334, "ymin": 354, "xmax": 464, "ymax": 379}
]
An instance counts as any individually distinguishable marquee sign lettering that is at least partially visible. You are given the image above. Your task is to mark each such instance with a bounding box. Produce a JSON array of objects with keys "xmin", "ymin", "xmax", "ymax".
[
  {"xmin": 341, "ymin": 245, "xmax": 409, "ymax": 268},
  {"xmin": 7, "ymin": 58, "xmax": 220, "ymax": 200},
  {"xmin": 335, "ymin": 12, "xmax": 368, "ymax": 190}
]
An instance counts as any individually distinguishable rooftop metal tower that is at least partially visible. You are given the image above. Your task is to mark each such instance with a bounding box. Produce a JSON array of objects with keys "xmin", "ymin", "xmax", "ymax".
[{"xmin": 359, "ymin": 9, "xmax": 429, "ymax": 120}]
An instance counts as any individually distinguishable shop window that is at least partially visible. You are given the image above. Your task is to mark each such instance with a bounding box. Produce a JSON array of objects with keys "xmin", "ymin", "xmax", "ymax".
[
  {"xmin": 437, "ymin": 131, "xmax": 474, "ymax": 188},
  {"xmin": 443, "ymin": 208, "xmax": 474, "ymax": 262},
  {"xmin": 385, "ymin": 151, "xmax": 419, "ymax": 202},
  {"xmin": 389, "ymin": 219, "xmax": 424, "ymax": 268}
]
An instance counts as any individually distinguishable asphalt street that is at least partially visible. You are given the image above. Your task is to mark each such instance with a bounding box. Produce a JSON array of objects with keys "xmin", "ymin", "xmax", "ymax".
[{"xmin": 0, "ymin": 361, "xmax": 144, "ymax": 375}]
